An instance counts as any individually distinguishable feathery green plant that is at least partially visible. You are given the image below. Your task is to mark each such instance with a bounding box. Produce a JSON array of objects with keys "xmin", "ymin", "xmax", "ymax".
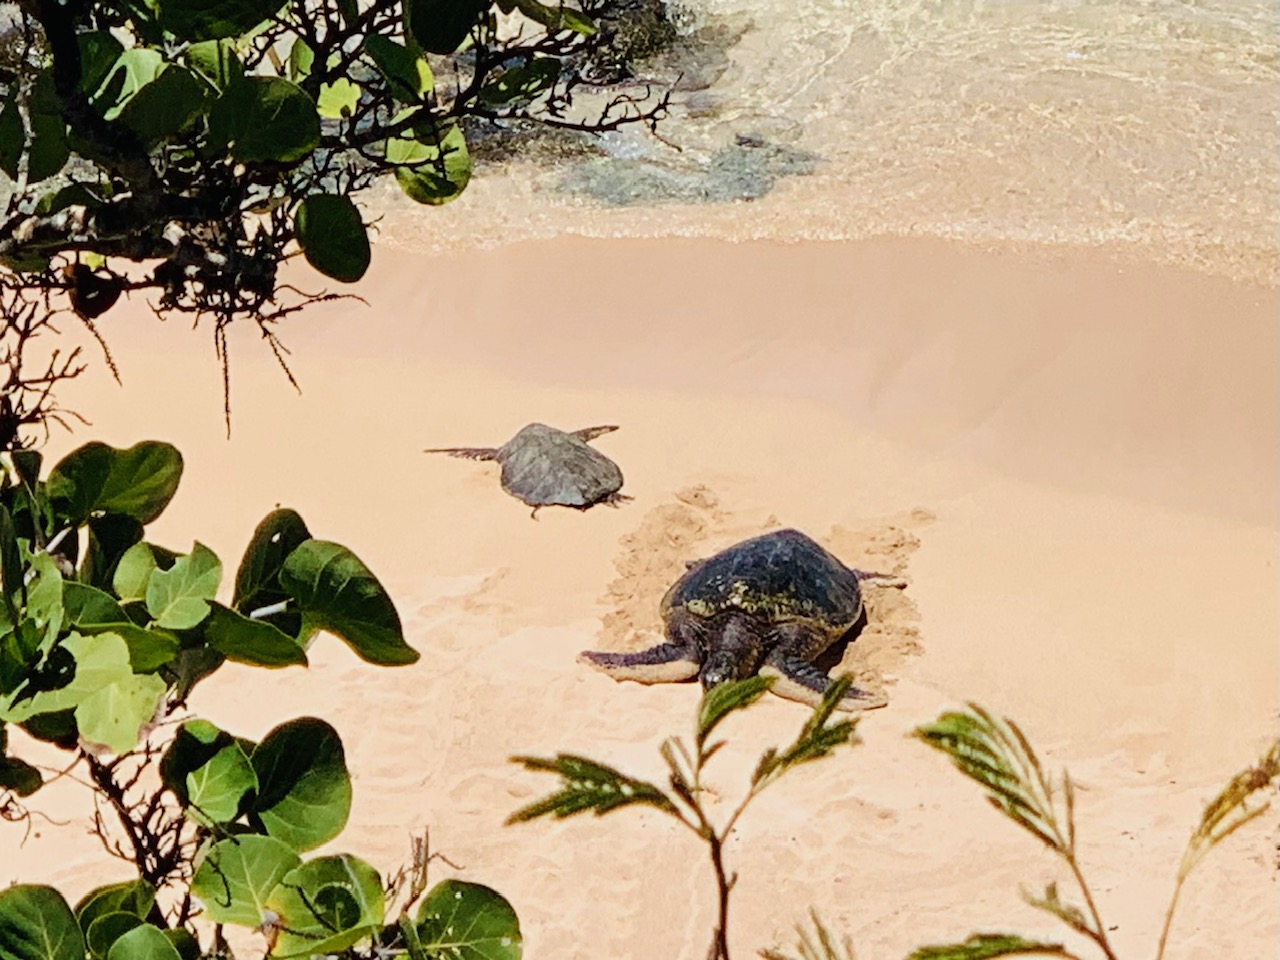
[
  {"xmin": 759, "ymin": 910, "xmax": 857, "ymax": 960},
  {"xmin": 508, "ymin": 674, "xmax": 862, "ymax": 960},
  {"xmin": 907, "ymin": 703, "xmax": 1279, "ymax": 960}
]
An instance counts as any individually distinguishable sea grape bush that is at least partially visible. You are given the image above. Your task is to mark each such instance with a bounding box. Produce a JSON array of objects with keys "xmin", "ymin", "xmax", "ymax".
[
  {"xmin": 0, "ymin": 0, "xmax": 667, "ymax": 313},
  {"xmin": 0, "ymin": 440, "xmax": 522, "ymax": 960}
]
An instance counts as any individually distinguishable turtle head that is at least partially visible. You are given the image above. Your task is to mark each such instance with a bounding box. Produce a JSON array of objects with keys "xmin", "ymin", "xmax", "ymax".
[
  {"xmin": 698, "ymin": 652, "xmax": 753, "ymax": 690},
  {"xmin": 697, "ymin": 612, "xmax": 766, "ymax": 690}
]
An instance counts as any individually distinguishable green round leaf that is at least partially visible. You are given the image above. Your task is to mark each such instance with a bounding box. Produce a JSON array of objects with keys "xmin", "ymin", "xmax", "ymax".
[
  {"xmin": 74, "ymin": 881, "xmax": 156, "ymax": 934},
  {"xmin": 415, "ymin": 880, "xmax": 522, "ymax": 960},
  {"xmin": 208, "ymin": 77, "xmax": 320, "ymax": 164},
  {"xmin": 161, "ymin": 719, "xmax": 258, "ymax": 823},
  {"xmin": 0, "ymin": 73, "xmax": 70, "ymax": 183},
  {"xmin": 83, "ymin": 515, "xmax": 147, "ymax": 594},
  {"xmin": 1, "ymin": 631, "xmax": 128, "ymax": 725},
  {"xmin": 191, "ymin": 835, "xmax": 301, "ymax": 927},
  {"xmin": 0, "ymin": 756, "xmax": 42, "ymax": 797},
  {"xmin": 74, "ymin": 660, "xmax": 167, "ymax": 755},
  {"xmin": 158, "ymin": 0, "xmax": 287, "ymax": 41},
  {"xmin": 160, "ymin": 719, "xmax": 229, "ymax": 802},
  {"xmin": 106, "ymin": 925, "xmax": 182, "ymax": 960},
  {"xmin": 62, "ymin": 582, "xmax": 127, "ymax": 628},
  {"xmin": 286, "ymin": 39, "xmax": 315, "ymax": 82},
  {"xmin": 78, "ymin": 32, "xmax": 127, "ymax": 99},
  {"xmin": 46, "ymin": 441, "xmax": 183, "ymax": 527},
  {"xmin": 118, "ymin": 66, "xmax": 208, "ymax": 146},
  {"xmin": 387, "ymin": 122, "xmax": 471, "ymax": 206},
  {"xmin": 0, "ymin": 504, "xmax": 21, "ymax": 612},
  {"xmin": 185, "ymin": 40, "xmax": 243, "ymax": 90},
  {"xmin": 364, "ymin": 36, "xmax": 433, "ymax": 102},
  {"xmin": 250, "ymin": 717, "xmax": 351, "ymax": 851},
  {"xmin": 145, "ymin": 542, "xmax": 222, "ymax": 630},
  {"xmin": 316, "ymin": 78, "xmax": 360, "ymax": 119},
  {"xmin": 168, "ymin": 645, "xmax": 226, "ymax": 702},
  {"xmin": 28, "ymin": 72, "xmax": 70, "ymax": 181},
  {"xmin": 233, "ymin": 508, "xmax": 311, "ymax": 613},
  {"xmin": 79, "ymin": 623, "xmax": 179, "ymax": 674},
  {"xmin": 406, "ymin": 0, "xmax": 487, "ymax": 54},
  {"xmin": 264, "ymin": 855, "xmax": 384, "ymax": 958},
  {"xmin": 86, "ymin": 913, "xmax": 143, "ymax": 960},
  {"xmin": 160, "ymin": 929, "xmax": 199, "ymax": 960},
  {"xmin": 205, "ymin": 602, "xmax": 308, "ymax": 668},
  {"xmin": 90, "ymin": 49, "xmax": 164, "ymax": 121},
  {"xmin": 296, "ymin": 194, "xmax": 370, "ymax": 283},
  {"xmin": 113, "ymin": 543, "xmax": 159, "ymax": 603},
  {"xmin": 279, "ymin": 540, "xmax": 418, "ymax": 665},
  {"xmin": 2, "ymin": 95, "xmax": 32, "ymax": 180},
  {"xmin": 0, "ymin": 886, "xmax": 84, "ymax": 960}
]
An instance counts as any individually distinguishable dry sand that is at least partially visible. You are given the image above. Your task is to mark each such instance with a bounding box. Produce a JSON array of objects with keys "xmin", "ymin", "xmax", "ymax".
[{"xmin": 3, "ymin": 237, "xmax": 1276, "ymax": 959}]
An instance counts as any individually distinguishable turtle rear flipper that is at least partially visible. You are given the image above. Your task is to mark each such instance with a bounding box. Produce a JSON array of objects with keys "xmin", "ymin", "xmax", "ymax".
[
  {"xmin": 854, "ymin": 569, "xmax": 909, "ymax": 589},
  {"xmin": 424, "ymin": 446, "xmax": 499, "ymax": 461},
  {"xmin": 579, "ymin": 643, "xmax": 699, "ymax": 684},
  {"xmin": 572, "ymin": 425, "xmax": 619, "ymax": 443}
]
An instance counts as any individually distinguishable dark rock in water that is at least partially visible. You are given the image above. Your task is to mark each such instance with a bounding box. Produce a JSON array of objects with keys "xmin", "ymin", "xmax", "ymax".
[
  {"xmin": 580, "ymin": 529, "xmax": 909, "ymax": 710},
  {"xmin": 584, "ymin": 0, "xmax": 682, "ymax": 83},
  {"xmin": 559, "ymin": 140, "xmax": 820, "ymax": 206},
  {"xmin": 426, "ymin": 423, "xmax": 631, "ymax": 518}
]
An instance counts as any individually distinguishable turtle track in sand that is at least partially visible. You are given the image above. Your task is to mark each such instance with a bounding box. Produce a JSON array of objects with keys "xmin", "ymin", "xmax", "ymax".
[{"xmin": 598, "ymin": 484, "xmax": 933, "ymax": 701}]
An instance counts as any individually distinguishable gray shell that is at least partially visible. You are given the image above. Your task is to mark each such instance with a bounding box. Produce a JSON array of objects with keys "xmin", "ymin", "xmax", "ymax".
[
  {"xmin": 426, "ymin": 422, "xmax": 628, "ymax": 513},
  {"xmin": 661, "ymin": 528, "xmax": 862, "ymax": 633},
  {"xmin": 496, "ymin": 424, "xmax": 624, "ymax": 509}
]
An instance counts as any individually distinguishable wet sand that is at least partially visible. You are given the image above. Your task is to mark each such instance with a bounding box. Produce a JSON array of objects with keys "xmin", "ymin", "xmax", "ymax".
[{"xmin": 4, "ymin": 237, "xmax": 1276, "ymax": 959}]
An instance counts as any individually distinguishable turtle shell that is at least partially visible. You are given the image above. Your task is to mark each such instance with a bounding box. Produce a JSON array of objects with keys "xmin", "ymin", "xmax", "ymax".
[
  {"xmin": 661, "ymin": 528, "xmax": 862, "ymax": 632},
  {"xmin": 497, "ymin": 423, "xmax": 624, "ymax": 509}
]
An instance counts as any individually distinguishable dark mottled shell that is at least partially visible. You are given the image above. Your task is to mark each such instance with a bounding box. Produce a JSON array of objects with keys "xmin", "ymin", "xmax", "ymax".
[
  {"xmin": 661, "ymin": 529, "xmax": 862, "ymax": 632},
  {"xmin": 496, "ymin": 423, "xmax": 624, "ymax": 509}
]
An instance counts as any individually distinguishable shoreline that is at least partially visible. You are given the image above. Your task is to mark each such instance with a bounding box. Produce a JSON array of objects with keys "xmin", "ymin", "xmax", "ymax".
[{"xmin": 365, "ymin": 176, "xmax": 1280, "ymax": 289}]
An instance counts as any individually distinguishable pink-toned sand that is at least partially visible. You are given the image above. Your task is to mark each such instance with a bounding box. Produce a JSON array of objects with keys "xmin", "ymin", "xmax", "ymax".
[{"xmin": 3, "ymin": 238, "xmax": 1276, "ymax": 959}]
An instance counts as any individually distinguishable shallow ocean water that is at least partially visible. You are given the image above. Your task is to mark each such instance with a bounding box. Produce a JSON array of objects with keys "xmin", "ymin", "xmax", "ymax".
[{"xmin": 371, "ymin": 0, "xmax": 1279, "ymax": 284}]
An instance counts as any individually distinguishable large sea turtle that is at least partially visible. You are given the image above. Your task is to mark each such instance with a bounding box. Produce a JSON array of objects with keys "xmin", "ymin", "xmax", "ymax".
[
  {"xmin": 580, "ymin": 528, "xmax": 906, "ymax": 709},
  {"xmin": 425, "ymin": 422, "xmax": 630, "ymax": 518}
]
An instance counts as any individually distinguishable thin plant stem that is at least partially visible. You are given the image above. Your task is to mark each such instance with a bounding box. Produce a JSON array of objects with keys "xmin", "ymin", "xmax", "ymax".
[
  {"xmin": 1063, "ymin": 853, "xmax": 1118, "ymax": 960},
  {"xmin": 1154, "ymin": 874, "xmax": 1188, "ymax": 960}
]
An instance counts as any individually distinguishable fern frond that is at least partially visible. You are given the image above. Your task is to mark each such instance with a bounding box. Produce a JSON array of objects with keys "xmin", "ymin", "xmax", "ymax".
[
  {"xmin": 506, "ymin": 753, "xmax": 679, "ymax": 824},
  {"xmin": 758, "ymin": 909, "xmax": 856, "ymax": 960},
  {"xmin": 905, "ymin": 933, "xmax": 1074, "ymax": 959},
  {"xmin": 914, "ymin": 706, "xmax": 1067, "ymax": 854},
  {"xmin": 753, "ymin": 677, "xmax": 860, "ymax": 786}
]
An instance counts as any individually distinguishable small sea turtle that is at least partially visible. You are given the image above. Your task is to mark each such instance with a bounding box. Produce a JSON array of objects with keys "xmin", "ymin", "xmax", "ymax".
[
  {"xmin": 425, "ymin": 423, "xmax": 630, "ymax": 518},
  {"xmin": 580, "ymin": 528, "xmax": 906, "ymax": 709}
]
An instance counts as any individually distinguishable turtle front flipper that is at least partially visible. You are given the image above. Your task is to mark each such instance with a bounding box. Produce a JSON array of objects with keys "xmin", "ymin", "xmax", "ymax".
[
  {"xmin": 759, "ymin": 657, "xmax": 887, "ymax": 711},
  {"xmin": 571, "ymin": 425, "xmax": 619, "ymax": 443},
  {"xmin": 423, "ymin": 446, "xmax": 499, "ymax": 461},
  {"xmin": 578, "ymin": 642, "xmax": 700, "ymax": 684}
]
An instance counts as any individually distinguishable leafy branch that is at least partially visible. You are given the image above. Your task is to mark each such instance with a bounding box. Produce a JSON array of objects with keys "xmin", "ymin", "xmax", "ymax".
[
  {"xmin": 1154, "ymin": 738, "xmax": 1279, "ymax": 958},
  {"xmin": 759, "ymin": 910, "xmax": 858, "ymax": 960},
  {"xmin": 509, "ymin": 674, "xmax": 862, "ymax": 960},
  {"xmin": 910, "ymin": 703, "xmax": 1279, "ymax": 960}
]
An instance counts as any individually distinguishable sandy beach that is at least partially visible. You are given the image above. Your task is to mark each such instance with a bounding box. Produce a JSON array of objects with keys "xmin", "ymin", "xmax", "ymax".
[{"xmin": 2, "ymin": 236, "xmax": 1275, "ymax": 959}]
